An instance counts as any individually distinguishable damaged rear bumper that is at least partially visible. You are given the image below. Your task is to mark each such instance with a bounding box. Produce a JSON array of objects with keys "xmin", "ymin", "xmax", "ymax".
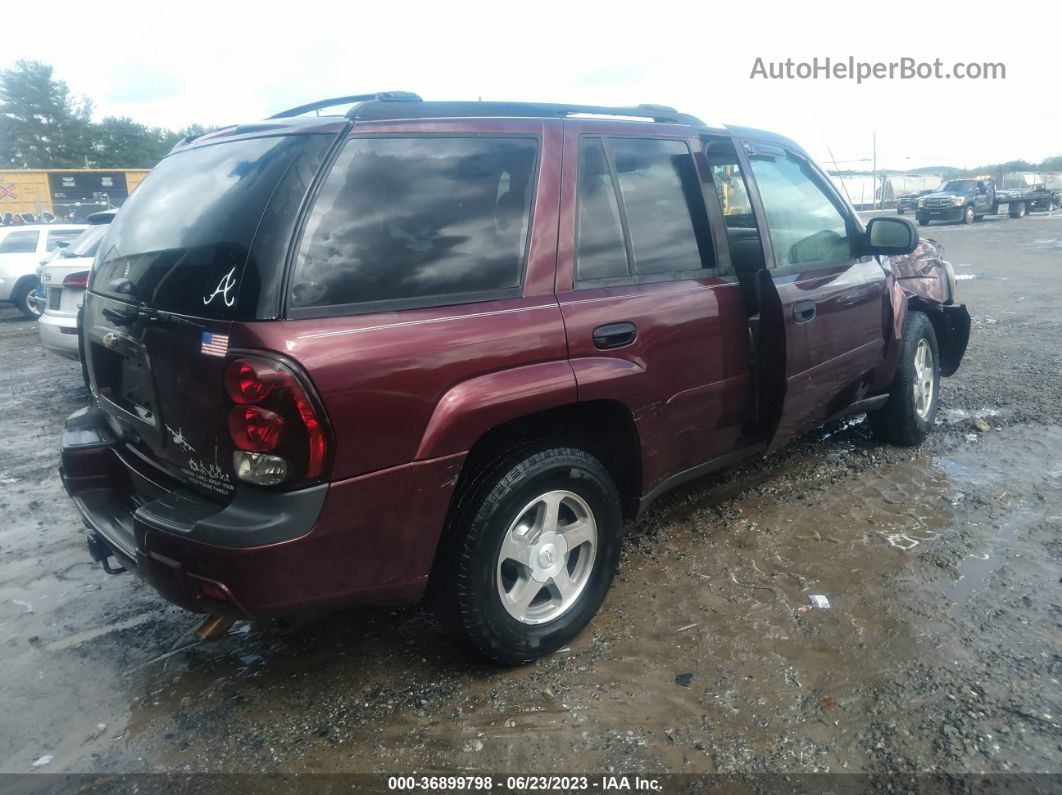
[{"xmin": 60, "ymin": 404, "xmax": 462, "ymax": 618}]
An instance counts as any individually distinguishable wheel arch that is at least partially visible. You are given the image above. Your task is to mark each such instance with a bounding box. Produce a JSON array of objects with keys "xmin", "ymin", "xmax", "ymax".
[
  {"xmin": 448, "ymin": 399, "xmax": 643, "ymax": 521},
  {"xmin": 10, "ymin": 273, "xmax": 39, "ymax": 299}
]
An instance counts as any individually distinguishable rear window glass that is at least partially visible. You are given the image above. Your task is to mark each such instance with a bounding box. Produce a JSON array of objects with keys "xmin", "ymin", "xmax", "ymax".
[
  {"xmin": 0, "ymin": 230, "xmax": 39, "ymax": 253},
  {"xmin": 91, "ymin": 135, "xmax": 317, "ymax": 318},
  {"xmin": 290, "ymin": 136, "xmax": 538, "ymax": 314},
  {"xmin": 61, "ymin": 224, "xmax": 110, "ymax": 259}
]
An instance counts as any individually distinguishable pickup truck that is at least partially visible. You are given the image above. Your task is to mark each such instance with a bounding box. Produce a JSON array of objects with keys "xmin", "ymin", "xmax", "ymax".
[
  {"xmin": 59, "ymin": 94, "xmax": 971, "ymax": 663},
  {"xmin": 915, "ymin": 177, "xmax": 1057, "ymax": 225}
]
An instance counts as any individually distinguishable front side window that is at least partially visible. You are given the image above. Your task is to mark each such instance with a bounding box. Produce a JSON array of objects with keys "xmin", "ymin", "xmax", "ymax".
[
  {"xmin": 0, "ymin": 231, "xmax": 39, "ymax": 254},
  {"xmin": 291, "ymin": 136, "xmax": 538, "ymax": 312},
  {"xmin": 705, "ymin": 141, "xmax": 764, "ymax": 276},
  {"xmin": 748, "ymin": 153, "xmax": 855, "ymax": 269}
]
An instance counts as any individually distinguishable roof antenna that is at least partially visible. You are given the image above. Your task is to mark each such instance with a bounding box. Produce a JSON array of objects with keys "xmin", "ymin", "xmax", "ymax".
[{"xmin": 825, "ymin": 139, "xmax": 855, "ymax": 207}]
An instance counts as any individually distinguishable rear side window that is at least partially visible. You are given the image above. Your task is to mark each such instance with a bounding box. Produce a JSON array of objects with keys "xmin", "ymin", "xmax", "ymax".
[
  {"xmin": 290, "ymin": 136, "xmax": 538, "ymax": 314},
  {"xmin": 575, "ymin": 136, "xmax": 715, "ymax": 285},
  {"xmin": 576, "ymin": 137, "xmax": 628, "ymax": 281},
  {"xmin": 0, "ymin": 231, "xmax": 39, "ymax": 253},
  {"xmin": 610, "ymin": 138, "xmax": 715, "ymax": 275}
]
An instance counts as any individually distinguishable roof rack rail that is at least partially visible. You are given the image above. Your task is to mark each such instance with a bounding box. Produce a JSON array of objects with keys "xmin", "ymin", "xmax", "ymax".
[
  {"xmin": 346, "ymin": 100, "xmax": 704, "ymax": 126},
  {"xmin": 269, "ymin": 92, "xmax": 422, "ymax": 119}
]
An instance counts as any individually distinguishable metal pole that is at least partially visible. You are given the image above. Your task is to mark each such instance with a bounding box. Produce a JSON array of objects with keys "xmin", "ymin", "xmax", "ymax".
[{"xmin": 872, "ymin": 132, "xmax": 877, "ymax": 210}]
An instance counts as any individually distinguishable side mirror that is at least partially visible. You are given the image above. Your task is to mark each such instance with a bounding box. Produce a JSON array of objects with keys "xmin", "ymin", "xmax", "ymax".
[{"xmin": 864, "ymin": 216, "xmax": 918, "ymax": 256}]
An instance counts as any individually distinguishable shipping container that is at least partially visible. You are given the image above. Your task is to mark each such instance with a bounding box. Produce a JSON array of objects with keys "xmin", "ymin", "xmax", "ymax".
[{"xmin": 0, "ymin": 169, "xmax": 149, "ymax": 223}]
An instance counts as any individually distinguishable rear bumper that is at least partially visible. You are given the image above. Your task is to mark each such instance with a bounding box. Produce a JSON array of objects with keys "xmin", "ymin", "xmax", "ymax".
[
  {"xmin": 39, "ymin": 311, "xmax": 80, "ymax": 359},
  {"xmin": 61, "ymin": 404, "xmax": 465, "ymax": 618}
]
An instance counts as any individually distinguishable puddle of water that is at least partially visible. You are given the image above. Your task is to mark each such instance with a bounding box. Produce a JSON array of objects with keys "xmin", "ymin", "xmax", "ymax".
[{"xmin": 940, "ymin": 407, "xmax": 1002, "ymax": 425}]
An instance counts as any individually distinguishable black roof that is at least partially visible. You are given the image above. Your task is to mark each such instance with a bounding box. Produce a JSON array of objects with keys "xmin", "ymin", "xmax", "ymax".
[{"xmin": 269, "ymin": 92, "xmax": 706, "ymax": 126}]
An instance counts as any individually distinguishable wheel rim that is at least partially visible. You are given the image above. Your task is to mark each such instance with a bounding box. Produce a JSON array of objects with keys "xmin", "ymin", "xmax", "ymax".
[
  {"xmin": 965, "ymin": 207, "xmax": 973, "ymax": 223},
  {"xmin": 25, "ymin": 290, "xmax": 42, "ymax": 318},
  {"xmin": 912, "ymin": 338, "xmax": 935, "ymax": 420},
  {"xmin": 496, "ymin": 490, "xmax": 598, "ymax": 625}
]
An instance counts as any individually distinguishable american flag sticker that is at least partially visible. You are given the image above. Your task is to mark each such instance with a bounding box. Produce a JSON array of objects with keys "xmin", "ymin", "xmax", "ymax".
[{"xmin": 200, "ymin": 331, "xmax": 229, "ymax": 357}]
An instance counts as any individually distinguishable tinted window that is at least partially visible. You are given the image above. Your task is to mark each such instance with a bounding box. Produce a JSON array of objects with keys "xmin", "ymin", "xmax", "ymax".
[
  {"xmin": 46, "ymin": 229, "xmax": 83, "ymax": 251},
  {"xmin": 748, "ymin": 154, "xmax": 855, "ymax": 269},
  {"xmin": 577, "ymin": 137, "xmax": 628, "ymax": 281},
  {"xmin": 92, "ymin": 134, "xmax": 320, "ymax": 318},
  {"xmin": 0, "ymin": 231, "xmax": 39, "ymax": 254},
  {"xmin": 292, "ymin": 136, "xmax": 537, "ymax": 312},
  {"xmin": 609, "ymin": 138, "xmax": 714, "ymax": 275}
]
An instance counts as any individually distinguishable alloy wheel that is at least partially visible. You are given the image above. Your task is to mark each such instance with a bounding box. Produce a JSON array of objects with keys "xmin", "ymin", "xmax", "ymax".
[
  {"xmin": 912, "ymin": 338, "xmax": 935, "ymax": 420},
  {"xmin": 495, "ymin": 490, "xmax": 598, "ymax": 625}
]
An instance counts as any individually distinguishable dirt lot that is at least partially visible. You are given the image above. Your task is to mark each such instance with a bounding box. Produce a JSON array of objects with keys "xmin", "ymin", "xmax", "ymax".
[{"xmin": 1, "ymin": 212, "xmax": 1060, "ymax": 779}]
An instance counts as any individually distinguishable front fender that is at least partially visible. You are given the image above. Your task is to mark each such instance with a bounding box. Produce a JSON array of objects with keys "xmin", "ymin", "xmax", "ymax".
[
  {"xmin": 415, "ymin": 360, "xmax": 578, "ymax": 460},
  {"xmin": 875, "ymin": 240, "xmax": 969, "ymax": 387}
]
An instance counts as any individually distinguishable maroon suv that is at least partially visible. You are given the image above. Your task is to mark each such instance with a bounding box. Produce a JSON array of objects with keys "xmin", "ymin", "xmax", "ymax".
[{"xmin": 61, "ymin": 93, "xmax": 970, "ymax": 663}]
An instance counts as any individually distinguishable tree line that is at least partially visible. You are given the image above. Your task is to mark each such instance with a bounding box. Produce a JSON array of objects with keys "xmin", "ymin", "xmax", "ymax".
[{"xmin": 0, "ymin": 60, "xmax": 208, "ymax": 170}]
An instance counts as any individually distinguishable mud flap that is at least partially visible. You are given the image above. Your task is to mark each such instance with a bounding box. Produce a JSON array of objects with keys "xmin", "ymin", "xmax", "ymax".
[
  {"xmin": 754, "ymin": 268, "xmax": 788, "ymax": 446},
  {"xmin": 939, "ymin": 304, "xmax": 971, "ymax": 377}
]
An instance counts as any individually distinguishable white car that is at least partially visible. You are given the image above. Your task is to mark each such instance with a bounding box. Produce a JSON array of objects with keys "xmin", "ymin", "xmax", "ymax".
[
  {"xmin": 38, "ymin": 213, "xmax": 116, "ymax": 359},
  {"xmin": 0, "ymin": 224, "xmax": 87, "ymax": 318}
]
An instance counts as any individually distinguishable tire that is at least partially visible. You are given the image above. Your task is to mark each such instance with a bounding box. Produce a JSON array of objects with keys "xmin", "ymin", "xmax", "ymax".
[
  {"xmin": 11, "ymin": 279, "xmax": 42, "ymax": 320},
  {"xmin": 432, "ymin": 445, "xmax": 623, "ymax": 665},
  {"xmin": 1009, "ymin": 201, "xmax": 1026, "ymax": 218},
  {"xmin": 869, "ymin": 310, "xmax": 941, "ymax": 446},
  {"xmin": 960, "ymin": 205, "xmax": 974, "ymax": 224},
  {"xmin": 916, "ymin": 215, "xmax": 929, "ymax": 227}
]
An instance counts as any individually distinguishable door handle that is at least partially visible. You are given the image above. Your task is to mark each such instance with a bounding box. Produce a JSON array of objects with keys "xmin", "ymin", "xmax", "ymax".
[
  {"xmin": 592, "ymin": 322, "xmax": 637, "ymax": 350},
  {"xmin": 793, "ymin": 301, "xmax": 816, "ymax": 323}
]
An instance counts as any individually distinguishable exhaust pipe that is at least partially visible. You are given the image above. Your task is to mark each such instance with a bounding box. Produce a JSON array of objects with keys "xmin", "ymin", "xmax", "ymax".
[{"xmin": 194, "ymin": 615, "xmax": 236, "ymax": 641}]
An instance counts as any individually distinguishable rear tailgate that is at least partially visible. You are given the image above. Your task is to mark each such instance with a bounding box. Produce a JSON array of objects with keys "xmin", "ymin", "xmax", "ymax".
[
  {"xmin": 81, "ymin": 128, "xmax": 335, "ymax": 502},
  {"xmin": 83, "ymin": 294, "xmax": 237, "ymax": 499}
]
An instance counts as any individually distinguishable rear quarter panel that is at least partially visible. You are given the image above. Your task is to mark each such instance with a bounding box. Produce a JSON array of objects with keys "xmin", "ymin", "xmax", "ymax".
[{"xmin": 236, "ymin": 118, "xmax": 570, "ymax": 480}]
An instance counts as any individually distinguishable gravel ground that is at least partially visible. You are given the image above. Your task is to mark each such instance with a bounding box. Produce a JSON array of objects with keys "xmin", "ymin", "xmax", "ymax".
[{"xmin": 1, "ymin": 212, "xmax": 1060, "ymax": 780}]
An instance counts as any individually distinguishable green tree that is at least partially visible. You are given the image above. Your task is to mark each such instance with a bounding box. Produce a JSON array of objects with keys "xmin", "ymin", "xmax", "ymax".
[
  {"xmin": 92, "ymin": 117, "xmax": 198, "ymax": 168},
  {"xmin": 0, "ymin": 60, "xmax": 94, "ymax": 168}
]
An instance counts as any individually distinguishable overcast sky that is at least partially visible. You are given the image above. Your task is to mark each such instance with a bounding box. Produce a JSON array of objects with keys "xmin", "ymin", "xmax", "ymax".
[{"xmin": 6, "ymin": 0, "xmax": 1059, "ymax": 171}]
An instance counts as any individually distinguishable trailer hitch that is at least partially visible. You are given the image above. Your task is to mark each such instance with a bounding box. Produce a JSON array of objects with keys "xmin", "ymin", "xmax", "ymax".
[{"xmin": 86, "ymin": 533, "xmax": 126, "ymax": 575}]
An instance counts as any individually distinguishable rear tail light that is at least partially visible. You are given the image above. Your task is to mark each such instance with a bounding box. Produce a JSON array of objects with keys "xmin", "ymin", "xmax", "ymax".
[
  {"xmin": 224, "ymin": 355, "xmax": 329, "ymax": 487},
  {"xmin": 63, "ymin": 270, "xmax": 90, "ymax": 289},
  {"xmin": 228, "ymin": 405, "xmax": 285, "ymax": 452}
]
